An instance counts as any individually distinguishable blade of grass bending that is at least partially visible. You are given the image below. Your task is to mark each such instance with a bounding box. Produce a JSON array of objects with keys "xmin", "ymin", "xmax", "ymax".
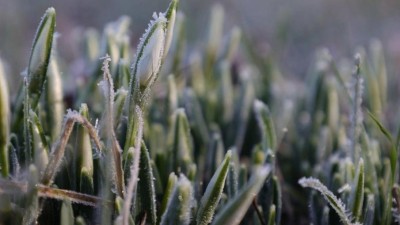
[
  {"xmin": 41, "ymin": 110, "xmax": 103, "ymax": 186},
  {"xmin": 197, "ymin": 150, "xmax": 232, "ymax": 225},
  {"xmin": 212, "ymin": 166, "xmax": 271, "ymax": 225},
  {"xmin": 298, "ymin": 177, "xmax": 352, "ymax": 225},
  {"xmin": 367, "ymin": 109, "xmax": 397, "ymax": 183}
]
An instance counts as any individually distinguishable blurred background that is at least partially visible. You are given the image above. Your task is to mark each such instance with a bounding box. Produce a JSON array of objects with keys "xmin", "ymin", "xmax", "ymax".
[{"xmin": 1, "ymin": 0, "xmax": 400, "ymax": 89}]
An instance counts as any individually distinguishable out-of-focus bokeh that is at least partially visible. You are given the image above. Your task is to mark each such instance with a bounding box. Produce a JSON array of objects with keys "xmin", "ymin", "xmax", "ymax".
[{"xmin": 1, "ymin": 0, "xmax": 400, "ymax": 87}]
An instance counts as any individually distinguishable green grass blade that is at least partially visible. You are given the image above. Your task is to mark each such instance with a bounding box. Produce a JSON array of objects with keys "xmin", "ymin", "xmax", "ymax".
[
  {"xmin": 168, "ymin": 109, "xmax": 193, "ymax": 174},
  {"xmin": 13, "ymin": 8, "xmax": 56, "ymax": 130},
  {"xmin": 124, "ymin": 13, "xmax": 167, "ymax": 151},
  {"xmin": 163, "ymin": 0, "xmax": 179, "ymax": 59},
  {"xmin": 77, "ymin": 104, "xmax": 94, "ymax": 194},
  {"xmin": 226, "ymin": 161, "xmax": 238, "ymax": 200},
  {"xmin": 266, "ymin": 205, "xmax": 276, "ymax": 225},
  {"xmin": 0, "ymin": 59, "xmax": 9, "ymax": 177},
  {"xmin": 211, "ymin": 165, "xmax": 271, "ymax": 225},
  {"xmin": 60, "ymin": 200, "xmax": 74, "ymax": 225},
  {"xmin": 137, "ymin": 141, "xmax": 157, "ymax": 224},
  {"xmin": 349, "ymin": 158, "xmax": 364, "ymax": 222},
  {"xmin": 160, "ymin": 175, "xmax": 193, "ymax": 225},
  {"xmin": 113, "ymin": 88, "xmax": 128, "ymax": 129},
  {"xmin": 45, "ymin": 43, "xmax": 64, "ymax": 143},
  {"xmin": 196, "ymin": 150, "xmax": 232, "ymax": 225},
  {"xmin": 29, "ymin": 110, "xmax": 49, "ymax": 173},
  {"xmin": 254, "ymin": 99, "xmax": 277, "ymax": 153},
  {"xmin": 160, "ymin": 172, "xmax": 178, "ymax": 222}
]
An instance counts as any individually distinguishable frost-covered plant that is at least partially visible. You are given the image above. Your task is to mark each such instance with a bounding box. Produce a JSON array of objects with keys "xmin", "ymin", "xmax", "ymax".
[{"xmin": 0, "ymin": 1, "xmax": 398, "ymax": 225}]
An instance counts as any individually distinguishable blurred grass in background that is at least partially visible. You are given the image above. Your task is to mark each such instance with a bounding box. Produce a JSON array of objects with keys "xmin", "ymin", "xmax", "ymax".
[{"xmin": 1, "ymin": 0, "xmax": 400, "ymax": 93}]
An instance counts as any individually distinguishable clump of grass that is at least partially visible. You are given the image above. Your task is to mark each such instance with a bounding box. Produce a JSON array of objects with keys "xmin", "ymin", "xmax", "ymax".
[{"xmin": 0, "ymin": 1, "xmax": 399, "ymax": 225}]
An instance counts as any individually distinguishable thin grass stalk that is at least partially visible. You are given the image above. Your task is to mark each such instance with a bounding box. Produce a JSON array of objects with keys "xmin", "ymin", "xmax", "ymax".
[
  {"xmin": 37, "ymin": 184, "xmax": 110, "ymax": 207},
  {"xmin": 0, "ymin": 59, "xmax": 10, "ymax": 177},
  {"xmin": 23, "ymin": 78, "xmax": 32, "ymax": 166}
]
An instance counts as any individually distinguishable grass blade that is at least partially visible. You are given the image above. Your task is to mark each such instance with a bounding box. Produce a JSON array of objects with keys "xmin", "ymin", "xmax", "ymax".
[
  {"xmin": 60, "ymin": 200, "xmax": 74, "ymax": 225},
  {"xmin": 137, "ymin": 141, "xmax": 157, "ymax": 224},
  {"xmin": 349, "ymin": 158, "xmax": 364, "ymax": 222},
  {"xmin": 0, "ymin": 59, "xmax": 10, "ymax": 177},
  {"xmin": 160, "ymin": 175, "xmax": 193, "ymax": 225},
  {"xmin": 13, "ymin": 8, "xmax": 56, "ymax": 130},
  {"xmin": 197, "ymin": 150, "xmax": 232, "ymax": 225},
  {"xmin": 212, "ymin": 165, "xmax": 271, "ymax": 225},
  {"xmin": 254, "ymin": 99, "xmax": 277, "ymax": 153},
  {"xmin": 298, "ymin": 177, "xmax": 352, "ymax": 225}
]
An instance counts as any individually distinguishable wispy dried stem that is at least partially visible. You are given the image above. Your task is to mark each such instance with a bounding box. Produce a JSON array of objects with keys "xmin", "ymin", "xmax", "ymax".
[{"xmin": 41, "ymin": 110, "xmax": 103, "ymax": 186}]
